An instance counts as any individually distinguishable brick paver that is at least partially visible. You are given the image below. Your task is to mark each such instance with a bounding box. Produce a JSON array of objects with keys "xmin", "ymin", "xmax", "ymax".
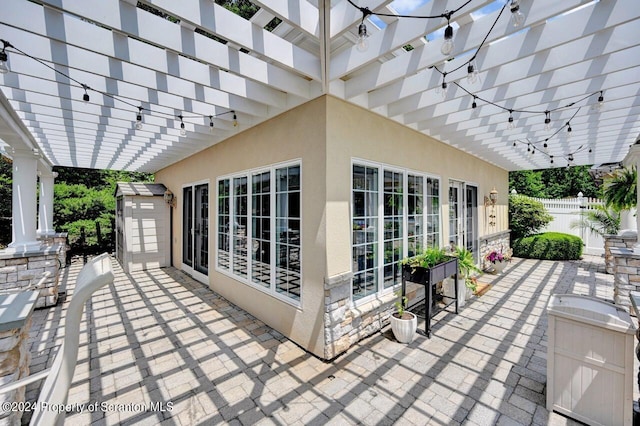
[{"xmin": 22, "ymin": 255, "xmax": 627, "ymax": 425}]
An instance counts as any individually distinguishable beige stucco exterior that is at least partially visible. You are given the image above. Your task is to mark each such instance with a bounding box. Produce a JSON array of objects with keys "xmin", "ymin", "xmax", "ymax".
[{"xmin": 156, "ymin": 95, "xmax": 509, "ymax": 359}]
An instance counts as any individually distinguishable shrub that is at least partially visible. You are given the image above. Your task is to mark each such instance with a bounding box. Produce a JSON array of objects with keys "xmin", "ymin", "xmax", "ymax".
[
  {"xmin": 509, "ymin": 195, "xmax": 553, "ymax": 239},
  {"xmin": 512, "ymin": 232, "xmax": 583, "ymax": 260}
]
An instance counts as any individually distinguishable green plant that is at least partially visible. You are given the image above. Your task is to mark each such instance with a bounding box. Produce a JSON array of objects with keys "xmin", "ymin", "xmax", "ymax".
[
  {"xmin": 454, "ymin": 247, "xmax": 482, "ymax": 291},
  {"xmin": 393, "ymin": 290, "xmax": 409, "ymax": 317},
  {"xmin": 512, "ymin": 232, "xmax": 583, "ymax": 260},
  {"xmin": 570, "ymin": 203, "xmax": 621, "ymax": 237},
  {"xmin": 602, "ymin": 166, "xmax": 637, "ymax": 211},
  {"xmin": 402, "ymin": 247, "xmax": 448, "ymax": 269},
  {"xmin": 508, "ymin": 194, "xmax": 553, "ymax": 240}
]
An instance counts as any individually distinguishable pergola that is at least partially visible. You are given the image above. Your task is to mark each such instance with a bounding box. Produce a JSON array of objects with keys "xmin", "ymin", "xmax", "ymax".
[{"xmin": 0, "ymin": 0, "xmax": 639, "ymax": 248}]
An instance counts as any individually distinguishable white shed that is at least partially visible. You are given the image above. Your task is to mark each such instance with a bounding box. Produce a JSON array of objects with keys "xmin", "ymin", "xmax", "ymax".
[{"xmin": 115, "ymin": 183, "xmax": 171, "ymax": 273}]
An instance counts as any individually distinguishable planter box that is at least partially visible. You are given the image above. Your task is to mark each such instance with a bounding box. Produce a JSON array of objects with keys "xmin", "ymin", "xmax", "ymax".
[
  {"xmin": 402, "ymin": 257, "xmax": 458, "ymax": 285},
  {"xmin": 401, "ymin": 257, "xmax": 459, "ymax": 338}
]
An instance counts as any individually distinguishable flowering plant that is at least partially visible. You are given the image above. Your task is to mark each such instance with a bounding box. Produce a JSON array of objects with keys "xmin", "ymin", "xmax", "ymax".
[{"xmin": 485, "ymin": 247, "xmax": 512, "ymax": 264}]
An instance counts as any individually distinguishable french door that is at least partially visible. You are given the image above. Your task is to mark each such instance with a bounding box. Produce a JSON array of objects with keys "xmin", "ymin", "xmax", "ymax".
[
  {"xmin": 449, "ymin": 181, "xmax": 478, "ymax": 260},
  {"xmin": 183, "ymin": 182, "xmax": 209, "ymax": 282}
]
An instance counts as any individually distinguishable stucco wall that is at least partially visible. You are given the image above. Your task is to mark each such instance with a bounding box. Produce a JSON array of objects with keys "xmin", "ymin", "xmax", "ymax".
[
  {"xmin": 156, "ymin": 97, "xmax": 328, "ymax": 358},
  {"xmin": 156, "ymin": 95, "xmax": 509, "ymax": 359},
  {"xmin": 325, "ymin": 95, "xmax": 508, "ymax": 280}
]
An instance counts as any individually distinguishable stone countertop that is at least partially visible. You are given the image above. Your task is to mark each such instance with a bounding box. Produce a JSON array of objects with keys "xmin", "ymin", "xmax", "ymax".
[
  {"xmin": 0, "ymin": 291, "xmax": 39, "ymax": 332},
  {"xmin": 0, "ymin": 244, "xmax": 64, "ymax": 260}
]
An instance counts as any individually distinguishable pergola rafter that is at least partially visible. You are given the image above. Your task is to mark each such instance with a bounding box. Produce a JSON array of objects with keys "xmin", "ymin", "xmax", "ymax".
[{"xmin": 0, "ymin": 0, "xmax": 637, "ymax": 172}]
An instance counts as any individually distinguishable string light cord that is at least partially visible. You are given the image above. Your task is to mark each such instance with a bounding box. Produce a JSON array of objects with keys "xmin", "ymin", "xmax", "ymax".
[
  {"xmin": 512, "ymin": 107, "xmax": 590, "ymax": 165},
  {"xmin": 0, "ymin": 38, "xmax": 237, "ymax": 129},
  {"xmin": 346, "ymin": 0, "xmax": 473, "ymax": 20}
]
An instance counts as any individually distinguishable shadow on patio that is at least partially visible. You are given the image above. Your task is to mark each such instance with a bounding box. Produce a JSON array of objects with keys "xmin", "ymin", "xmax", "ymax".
[{"xmin": 24, "ymin": 255, "xmax": 614, "ymax": 425}]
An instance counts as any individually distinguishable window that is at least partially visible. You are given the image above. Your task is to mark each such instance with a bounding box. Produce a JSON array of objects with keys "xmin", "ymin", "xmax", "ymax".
[
  {"xmin": 352, "ymin": 161, "xmax": 441, "ymax": 302},
  {"xmin": 217, "ymin": 162, "xmax": 301, "ymax": 303}
]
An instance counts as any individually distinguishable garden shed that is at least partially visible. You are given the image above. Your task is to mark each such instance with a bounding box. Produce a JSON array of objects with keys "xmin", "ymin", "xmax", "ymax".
[{"xmin": 115, "ymin": 183, "xmax": 171, "ymax": 273}]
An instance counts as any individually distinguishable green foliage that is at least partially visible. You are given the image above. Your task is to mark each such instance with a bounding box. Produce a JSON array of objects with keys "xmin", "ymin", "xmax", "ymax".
[
  {"xmin": 403, "ymin": 247, "xmax": 448, "ymax": 269},
  {"xmin": 0, "ymin": 157, "xmax": 11, "ymax": 247},
  {"xmin": 454, "ymin": 247, "xmax": 482, "ymax": 291},
  {"xmin": 570, "ymin": 204, "xmax": 620, "ymax": 237},
  {"xmin": 509, "ymin": 165, "xmax": 599, "ymax": 198},
  {"xmin": 394, "ymin": 290, "xmax": 408, "ymax": 317},
  {"xmin": 508, "ymin": 195, "xmax": 553, "ymax": 239},
  {"xmin": 52, "ymin": 167, "xmax": 153, "ymax": 253},
  {"xmin": 602, "ymin": 167, "xmax": 636, "ymax": 211},
  {"xmin": 512, "ymin": 232, "xmax": 583, "ymax": 260}
]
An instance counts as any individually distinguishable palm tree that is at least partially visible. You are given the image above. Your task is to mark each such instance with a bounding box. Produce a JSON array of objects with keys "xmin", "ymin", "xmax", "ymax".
[{"xmin": 570, "ymin": 203, "xmax": 621, "ymax": 237}]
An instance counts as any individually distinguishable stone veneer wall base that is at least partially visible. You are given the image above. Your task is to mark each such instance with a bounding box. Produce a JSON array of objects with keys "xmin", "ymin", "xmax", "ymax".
[{"xmin": 604, "ymin": 232, "xmax": 637, "ymax": 275}]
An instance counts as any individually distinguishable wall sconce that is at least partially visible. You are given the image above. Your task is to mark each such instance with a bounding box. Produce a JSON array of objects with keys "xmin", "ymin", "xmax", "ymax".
[
  {"xmin": 164, "ymin": 189, "xmax": 175, "ymax": 207},
  {"xmin": 484, "ymin": 187, "xmax": 498, "ymax": 206},
  {"xmin": 484, "ymin": 187, "xmax": 498, "ymax": 227}
]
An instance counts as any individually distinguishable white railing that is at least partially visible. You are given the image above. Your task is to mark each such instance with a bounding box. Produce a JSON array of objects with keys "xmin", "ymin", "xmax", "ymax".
[{"xmin": 530, "ymin": 196, "xmax": 605, "ymax": 255}]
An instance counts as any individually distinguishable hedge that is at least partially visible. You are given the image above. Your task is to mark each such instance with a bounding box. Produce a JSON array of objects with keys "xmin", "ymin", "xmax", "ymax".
[{"xmin": 512, "ymin": 232, "xmax": 583, "ymax": 260}]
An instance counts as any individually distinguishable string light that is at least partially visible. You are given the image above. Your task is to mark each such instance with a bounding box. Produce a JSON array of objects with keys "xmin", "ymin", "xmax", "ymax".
[
  {"xmin": 441, "ymin": 13, "xmax": 454, "ymax": 56},
  {"xmin": 81, "ymin": 84, "xmax": 90, "ymax": 103},
  {"xmin": 0, "ymin": 40, "xmax": 11, "ymax": 74},
  {"xmin": 135, "ymin": 106, "xmax": 143, "ymax": 130},
  {"xmin": 566, "ymin": 122, "xmax": 572, "ymax": 138},
  {"xmin": 507, "ymin": 110, "xmax": 515, "ymax": 130},
  {"xmin": 436, "ymin": 73, "xmax": 448, "ymax": 100},
  {"xmin": 232, "ymin": 111, "xmax": 238, "ymax": 127},
  {"xmin": 356, "ymin": 8, "xmax": 371, "ymax": 53},
  {"xmin": 467, "ymin": 60, "xmax": 479, "ymax": 84},
  {"xmin": 510, "ymin": 0, "xmax": 526, "ymax": 28},
  {"xmin": 209, "ymin": 115, "xmax": 215, "ymax": 133},
  {"xmin": 544, "ymin": 111, "xmax": 551, "ymax": 131},
  {"xmin": 178, "ymin": 115, "xmax": 186, "ymax": 136},
  {"xmin": 591, "ymin": 91, "xmax": 605, "ymax": 111}
]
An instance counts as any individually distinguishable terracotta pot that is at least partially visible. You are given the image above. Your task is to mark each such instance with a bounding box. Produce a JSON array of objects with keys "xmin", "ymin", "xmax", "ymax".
[{"xmin": 390, "ymin": 312, "xmax": 417, "ymax": 343}]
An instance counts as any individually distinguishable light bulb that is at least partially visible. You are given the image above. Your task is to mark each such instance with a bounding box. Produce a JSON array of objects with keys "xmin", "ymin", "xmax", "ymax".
[
  {"xmin": 135, "ymin": 115, "xmax": 143, "ymax": 130},
  {"xmin": 566, "ymin": 124, "xmax": 572, "ymax": 138},
  {"xmin": 232, "ymin": 113, "xmax": 238, "ymax": 127},
  {"xmin": 471, "ymin": 97, "xmax": 479, "ymax": 118},
  {"xmin": 507, "ymin": 112, "xmax": 515, "ymax": 130},
  {"xmin": 591, "ymin": 92, "xmax": 605, "ymax": 112},
  {"xmin": 82, "ymin": 91, "xmax": 90, "ymax": 103},
  {"xmin": 356, "ymin": 23, "xmax": 369, "ymax": 52},
  {"xmin": 467, "ymin": 62, "xmax": 479, "ymax": 84},
  {"xmin": 179, "ymin": 115, "xmax": 187, "ymax": 136},
  {"xmin": 209, "ymin": 116, "xmax": 215, "ymax": 133},
  {"xmin": 544, "ymin": 112, "xmax": 551, "ymax": 131},
  {"xmin": 441, "ymin": 25, "xmax": 454, "ymax": 56},
  {"xmin": 510, "ymin": 0, "xmax": 526, "ymax": 28},
  {"xmin": 436, "ymin": 81, "xmax": 448, "ymax": 100},
  {"xmin": 0, "ymin": 50, "xmax": 9, "ymax": 74}
]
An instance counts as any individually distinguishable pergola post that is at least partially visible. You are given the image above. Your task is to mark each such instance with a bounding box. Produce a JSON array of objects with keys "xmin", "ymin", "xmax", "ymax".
[
  {"xmin": 8, "ymin": 148, "xmax": 40, "ymax": 250},
  {"xmin": 37, "ymin": 170, "xmax": 57, "ymax": 236}
]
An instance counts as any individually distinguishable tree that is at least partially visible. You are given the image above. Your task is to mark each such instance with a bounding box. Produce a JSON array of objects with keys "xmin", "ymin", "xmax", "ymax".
[
  {"xmin": 570, "ymin": 204, "xmax": 621, "ymax": 237},
  {"xmin": 509, "ymin": 165, "xmax": 600, "ymax": 199},
  {"xmin": 508, "ymin": 194, "xmax": 553, "ymax": 239}
]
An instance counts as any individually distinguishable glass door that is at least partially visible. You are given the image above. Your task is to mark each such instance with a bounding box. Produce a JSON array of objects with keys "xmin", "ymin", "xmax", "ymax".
[
  {"xmin": 182, "ymin": 183, "xmax": 209, "ymax": 282},
  {"xmin": 448, "ymin": 180, "xmax": 464, "ymax": 251},
  {"xmin": 465, "ymin": 185, "xmax": 479, "ymax": 261}
]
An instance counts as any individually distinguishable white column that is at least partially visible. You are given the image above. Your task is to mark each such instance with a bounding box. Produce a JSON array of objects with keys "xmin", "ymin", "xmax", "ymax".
[
  {"xmin": 37, "ymin": 170, "xmax": 57, "ymax": 236},
  {"xmin": 8, "ymin": 148, "xmax": 40, "ymax": 250},
  {"xmin": 622, "ymin": 142, "xmax": 640, "ymax": 250}
]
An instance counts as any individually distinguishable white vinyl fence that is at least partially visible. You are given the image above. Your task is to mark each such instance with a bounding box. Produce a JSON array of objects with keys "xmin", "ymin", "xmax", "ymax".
[{"xmin": 530, "ymin": 197, "xmax": 605, "ymax": 255}]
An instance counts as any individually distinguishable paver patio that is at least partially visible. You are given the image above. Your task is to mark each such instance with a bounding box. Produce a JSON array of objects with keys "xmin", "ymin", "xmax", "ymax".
[{"xmin": 22, "ymin": 254, "xmax": 624, "ymax": 425}]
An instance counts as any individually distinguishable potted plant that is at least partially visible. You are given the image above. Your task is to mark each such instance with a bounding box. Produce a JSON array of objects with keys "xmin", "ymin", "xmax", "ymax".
[
  {"xmin": 402, "ymin": 247, "xmax": 458, "ymax": 285},
  {"xmin": 485, "ymin": 247, "xmax": 512, "ymax": 273},
  {"xmin": 390, "ymin": 291, "xmax": 417, "ymax": 343},
  {"xmin": 444, "ymin": 247, "xmax": 482, "ymax": 307}
]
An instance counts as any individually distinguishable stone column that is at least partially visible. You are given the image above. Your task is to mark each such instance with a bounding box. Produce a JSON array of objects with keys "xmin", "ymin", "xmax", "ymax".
[
  {"xmin": 622, "ymin": 142, "xmax": 640, "ymax": 250},
  {"xmin": 8, "ymin": 149, "xmax": 40, "ymax": 251},
  {"xmin": 37, "ymin": 170, "xmax": 57, "ymax": 236}
]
